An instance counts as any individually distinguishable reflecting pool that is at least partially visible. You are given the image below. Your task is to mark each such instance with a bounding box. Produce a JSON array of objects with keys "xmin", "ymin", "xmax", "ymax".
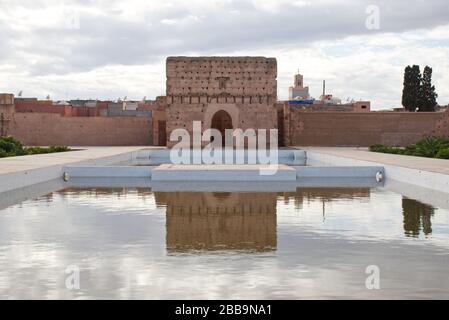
[{"xmin": 0, "ymin": 187, "xmax": 448, "ymax": 299}]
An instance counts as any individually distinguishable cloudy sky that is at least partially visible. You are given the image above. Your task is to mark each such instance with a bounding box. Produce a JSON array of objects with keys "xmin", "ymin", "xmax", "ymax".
[{"xmin": 0, "ymin": 0, "xmax": 448, "ymax": 109}]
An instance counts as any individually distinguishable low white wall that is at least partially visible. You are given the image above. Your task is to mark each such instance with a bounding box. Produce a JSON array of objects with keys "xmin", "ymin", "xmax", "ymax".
[
  {"xmin": 151, "ymin": 164, "xmax": 297, "ymax": 182},
  {"xmin": 0, "ymin": 149, "xmax": 140, "ymax": 193},
  {"xmin": 64, "ymin": 166, "xmax": 152, "ymax": 178},
  {"xmin": 306, "ymin": 150, "xmax": 449, "ymax": 193},
  {"xmin": 136, "ymin": 149, "xmax": 307, "ymax": 165}
]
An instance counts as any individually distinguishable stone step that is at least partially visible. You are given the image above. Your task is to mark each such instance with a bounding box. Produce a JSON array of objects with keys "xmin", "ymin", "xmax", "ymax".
[
  {"xmin": 151, "ymin": 164, "xmax": 296, "ymax": 181},
  {"xmin": 295, "ymin": 166, "xmax": 384, "ymax": 178},
  {"xmin": 135, "ymin": 149, "xmax": 307, "ymax": 165}
]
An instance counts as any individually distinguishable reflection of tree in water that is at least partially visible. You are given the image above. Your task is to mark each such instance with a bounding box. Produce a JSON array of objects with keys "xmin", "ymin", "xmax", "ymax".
[
  {"xmin": 280, "ymin": 188, "xmax": 371, "ymax": 211},
  {"xmin": 402, "ymin": 197, "xmax": 435, "ymax": 237},
  {"xmin": 57, "ymin": 188, "xmax": 153, "ymax": 199}
]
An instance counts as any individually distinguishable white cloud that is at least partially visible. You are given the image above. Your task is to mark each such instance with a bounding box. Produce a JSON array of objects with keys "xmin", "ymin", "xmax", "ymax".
[
  {"xmin": 251, "ymin": 0, "xmax": 311, "ymax": 12},
  {"xmin": 0, "ymin": 0, "xmax": 448, "ymax": 109}
]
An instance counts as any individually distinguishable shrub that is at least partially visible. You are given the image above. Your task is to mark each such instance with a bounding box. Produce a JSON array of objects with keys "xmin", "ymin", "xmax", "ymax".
[
  {"xmin": 24, "ymin": 145, "xmax": 71, "ymax": 155},
  {"xmin": 0, "ymin": 150, "xmax": 10, "ymax": 158},
  {"xmin": 414, "ymin": 137, "xmax": 449, "ymax": 158},
  {"xmin": 0, "ymin": 136, "xmax": 71, "ymax": 158},
  {"xmin": 0, "ymin": 136, "xmax": 26, "ymax": 156},
  {"xmin": 436, "ymin": 148, "xmax": 449, "ymax": 159},
  {"xmin": 369, "ymin": 144, "xmax": 388, "ymax": 153},
  {"xmin": 370, "ymin": 137, "xmax": 449, "ymax": 159},
  {"xmin": 403, "ymin": 144, "xmax": 418, "ymax": 155},
  {"xmin": 369, "ymin": 144, "xmax": 404, "ymax": 154},
  {"xmin": 47, "ymin": 146, "xmax": 70, "ymax": 153}
]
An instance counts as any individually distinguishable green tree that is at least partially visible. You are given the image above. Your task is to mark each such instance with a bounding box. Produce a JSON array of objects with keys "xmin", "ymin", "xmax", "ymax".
[
  {"xmin": 419, "ymin": 66, "xmax": 438, "ymax": 112},
  {"xmin": 402, "ymin": 65, "xmax": 422, "ymax": 112}
]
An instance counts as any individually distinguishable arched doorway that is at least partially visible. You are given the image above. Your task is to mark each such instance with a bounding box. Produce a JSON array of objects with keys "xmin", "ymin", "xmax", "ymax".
[{"xmin": 211, "ymin": 110, "xmax": 233, "ymax": 145}]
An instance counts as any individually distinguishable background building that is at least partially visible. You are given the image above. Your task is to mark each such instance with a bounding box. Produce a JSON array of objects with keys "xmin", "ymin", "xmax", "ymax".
[
  {"xmin": 0, "ymin": 93, "xmax": 15, "ymax": 136},
  {"xmin": 286, "ymin": 76, "xmax": 370, "ymax": 112},
  {"xmin": 165, "ymin": 56, "xmax": 278, "ymax": 147},
  {"xmin": 2, "ymin": 56, "xmax": 448, "ymax": 147},
  {"xmin": 289, "ymin": 73, "xmax": 310, "ymax": 100}
]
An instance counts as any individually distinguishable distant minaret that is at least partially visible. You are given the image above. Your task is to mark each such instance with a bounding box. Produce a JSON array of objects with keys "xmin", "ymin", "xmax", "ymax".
[
  {"xmin": 322, "ymin": 80, "xmax": 326, "ymax": 96},
  {"xmin": 289, "ymin": 71, "xmax": 310, "ymax": 100},
  {"xmin": 294, "ymin": 73, "xmax": 304, "ymax": 87}
]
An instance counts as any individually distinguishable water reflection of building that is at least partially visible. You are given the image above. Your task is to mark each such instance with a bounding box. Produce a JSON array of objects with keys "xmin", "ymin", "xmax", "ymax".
[
  {"xmin": 58, "ymin": 188, "xmax": 153, "ymax": 198},
  {"xmin": 280, "ymin": 188, "xmax": 371, "ymax": 209},
  {"xmin": 155, "ymin": 192, "xmax": 277, "ymax": 252},
  {"xmin": 402, "ymin": 197, "xmax": 435, "ymax": 237}
]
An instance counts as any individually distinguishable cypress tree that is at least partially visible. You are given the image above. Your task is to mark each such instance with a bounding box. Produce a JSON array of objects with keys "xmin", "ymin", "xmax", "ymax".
[
  {"xmin": 419, "ymin": 66, "xmax": 438, "ymax": 112},
  {"xmin": 402, "ymin": 65, "xmax": 422, "ymax": 112},
  {"xmin": 402, "ymin": 66, "xmax": 411, "ymax": 111}
]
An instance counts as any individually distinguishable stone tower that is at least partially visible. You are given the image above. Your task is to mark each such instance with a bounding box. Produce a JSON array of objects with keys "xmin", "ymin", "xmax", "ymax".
[
  {"xmin": 165, "ymin": 56, "xmax": 278, "ymax": 147},
  {"xmin": 0, "ymin": 94, "xmax": 15, "ymax": 137}
]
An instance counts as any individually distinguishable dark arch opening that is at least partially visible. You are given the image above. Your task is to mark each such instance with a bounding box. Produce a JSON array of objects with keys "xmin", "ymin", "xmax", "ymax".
[{"xmin": 211, "ymin": 110, "xmax": 233, "ymax": 146}]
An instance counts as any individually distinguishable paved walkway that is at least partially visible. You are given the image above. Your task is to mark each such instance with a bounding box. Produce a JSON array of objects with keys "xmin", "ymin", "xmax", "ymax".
[
  {"xmin": 0, "ymin": 146, "xmax": 150, "ymax": 193},
  {"xmin": 301, "ymin": 147, "xmax": 449, "ymax": 175},
  {"xmin": 2, "ymin": 146, "xmax": 447, "ymax": 194},
  {"xmin": 0, "ymin": 146, "xmax": 148, "ymax": 175}
]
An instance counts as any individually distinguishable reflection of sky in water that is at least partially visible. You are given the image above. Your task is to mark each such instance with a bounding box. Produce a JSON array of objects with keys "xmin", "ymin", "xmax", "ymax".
[
  {"xmin": 0, "ymin": 188, "xmax": 448, "ymax": 299},
  {"xmin": 278, "ymin": 189, "xmax": 449, "ymax": 245}
]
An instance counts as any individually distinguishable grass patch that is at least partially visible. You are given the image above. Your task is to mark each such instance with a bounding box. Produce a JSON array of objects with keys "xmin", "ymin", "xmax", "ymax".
[
  {"xmin": 0, "ymin": 136, "xmax": 71, "ymax": 158},
  {"xmin": 369, "ymin": 137, "xmax": 449, "ymax": 159}
]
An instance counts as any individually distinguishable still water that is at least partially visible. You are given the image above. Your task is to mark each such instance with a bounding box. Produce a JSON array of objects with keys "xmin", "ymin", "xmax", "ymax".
[{"xmin": 0, "ymin": 187, "xmax": 448, "ymax": 299}]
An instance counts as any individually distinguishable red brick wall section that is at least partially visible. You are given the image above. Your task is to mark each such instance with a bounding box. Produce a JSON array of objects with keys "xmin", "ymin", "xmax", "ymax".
[
  {"xmin": 432, "ymin": 108, "xmax": 449, "ymax": 139},
  {"xmin": 6, "ymin": 105, "xmax": 447, "ymax": 147},
  {"xmin": 8, "ymin": 113, "xmax": 152, "ymax": 146},
  {"xmin": 152, "ymin": 109, "xmax": 167, "ymax": 146},
  {"xmin": 284, "ymin": 106, "xmax": 445, "ymax": 147},
  {"xmin": 15, "ymin": 100, "xmax": 66, "ymax": 115}
]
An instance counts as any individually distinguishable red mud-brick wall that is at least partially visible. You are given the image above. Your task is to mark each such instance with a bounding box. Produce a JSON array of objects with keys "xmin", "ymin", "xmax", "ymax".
[
  {"xmin": 15, "ymin": 99, "xmax": 66, "ymax": 115},
  {"xmin": 165, "ymin": 56, "xmax": 278, "ymax": 147},
  {"xmin": 284, "ymin": 106, "xmax": 444, "ymax": 147},
  {"xmin": 432, "ymin": 108, "xmax": 449, "ymax": 138},
  {"xmin": 8, "ymin": 113, "xmax": 152, "ymax": 146}
]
